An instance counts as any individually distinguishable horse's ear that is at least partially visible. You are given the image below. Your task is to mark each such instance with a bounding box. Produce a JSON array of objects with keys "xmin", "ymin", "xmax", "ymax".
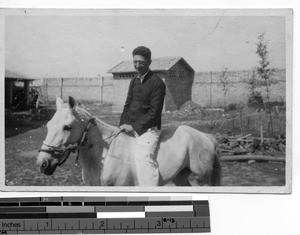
[
  {"xmin": 68, "ymin": 96, "xmax": 75, "ymax": 109},
  {"xmin": 56, "ymin": 97, "xmax": 64, "ymax": 110}
]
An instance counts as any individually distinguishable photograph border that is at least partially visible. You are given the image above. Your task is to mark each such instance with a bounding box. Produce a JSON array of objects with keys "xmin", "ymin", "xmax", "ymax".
[{"xmin": 0, "ymin": 8, "xmax": 293, "ymax": 194}]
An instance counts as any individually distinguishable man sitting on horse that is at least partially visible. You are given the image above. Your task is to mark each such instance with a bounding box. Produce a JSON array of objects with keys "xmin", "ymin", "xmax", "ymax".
[{"xmin": 119, "ymin": 46, "xmax": 166, "ymax": 186}]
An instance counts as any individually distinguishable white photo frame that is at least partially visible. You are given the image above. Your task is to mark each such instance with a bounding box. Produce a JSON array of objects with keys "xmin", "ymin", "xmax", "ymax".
[{"xmin": 1, "ymin": 8, "xmax": 293, "ymax": 193}]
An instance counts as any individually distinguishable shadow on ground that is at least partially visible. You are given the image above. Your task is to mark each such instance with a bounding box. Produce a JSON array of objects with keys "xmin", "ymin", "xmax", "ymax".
[
  {"xmin": 5, "ymin": 116, "xmax": 48, "ymax": 138},
  {"xmin": 5, "ymin": 106, "xmax": 56, "ymax": 138}
]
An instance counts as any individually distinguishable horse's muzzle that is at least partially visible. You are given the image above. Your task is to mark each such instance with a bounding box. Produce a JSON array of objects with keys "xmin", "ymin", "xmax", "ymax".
[{"xmin": 39, "ymin": 159, "xmax": 58, "ymax": 175}]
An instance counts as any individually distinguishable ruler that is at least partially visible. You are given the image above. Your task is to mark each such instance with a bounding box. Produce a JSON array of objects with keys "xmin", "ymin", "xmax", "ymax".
[{"xmin": 0, "ymin": 197, "xmax": 210, "ymax": 234}]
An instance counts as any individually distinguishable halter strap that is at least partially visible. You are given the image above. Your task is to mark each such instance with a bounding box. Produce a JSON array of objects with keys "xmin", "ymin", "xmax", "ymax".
[
  {"xmin": 38, "ymin": 118, "xmax": 97, "ymax": 166},
  {"xmin": 42, "ymin": 142, "xmax": 63, "ymax": 150},
  {"xmin": 77, "ymin": 118, "xmax": 96, "ymax": 146}
]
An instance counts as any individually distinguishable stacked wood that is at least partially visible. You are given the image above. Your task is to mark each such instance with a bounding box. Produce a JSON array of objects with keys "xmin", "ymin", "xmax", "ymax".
[{"xmin": 215, "ymin": 133, "xmax": 286, "ymax": 162}]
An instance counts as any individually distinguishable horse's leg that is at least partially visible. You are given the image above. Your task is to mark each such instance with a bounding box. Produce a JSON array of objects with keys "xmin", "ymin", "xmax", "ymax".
[
  {"xmin": 82, "ymin": 168, "xmax": 101, "ymax": 186},
  {"xmin": 171, "ymin": 165, "xmax": 211, "ymax": 186},
  {"xmin": 188, "ymin": 172, "xmax": 212, "ymax": 186},
  {"xmin": 82, "ymin": 169, "xmax": 93, "ymax": 186},
  {"xmin": 188, "ymin": 144, "xmax": 215, "ymax": 186},
  {"xmin": 172, "ymin": 168, "xmax": 191, "ymax": 186},
  {"xmin": 206, "ymin": 134, "xmax": 222, "ymax": 186},
  {"xmin": 80, "ymin": 155, "xmax": 101, "ymax": 186},
  {"xmin": 159, "ymin": 126, "xmax": 194, "ymax": 186}
]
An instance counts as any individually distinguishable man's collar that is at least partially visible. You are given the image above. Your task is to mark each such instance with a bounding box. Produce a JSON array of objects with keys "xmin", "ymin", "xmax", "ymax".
[{"xmin": 137, "ymin": 69, "xmax": 150, "ymax": 82}]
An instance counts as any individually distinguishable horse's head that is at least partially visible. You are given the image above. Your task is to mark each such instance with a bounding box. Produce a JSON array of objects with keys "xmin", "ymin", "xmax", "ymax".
[{"xmin": 37, "ymin": 96, "xmax": 86, "ymax": 175}]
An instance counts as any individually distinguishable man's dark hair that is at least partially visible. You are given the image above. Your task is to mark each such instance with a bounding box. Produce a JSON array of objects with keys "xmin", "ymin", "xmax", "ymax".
[{"xmin": 132, "ymin": 46, "xmax": 151, "ymax": 61}]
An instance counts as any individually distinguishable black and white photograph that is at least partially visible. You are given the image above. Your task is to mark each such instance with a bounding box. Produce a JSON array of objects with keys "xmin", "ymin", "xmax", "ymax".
[{"xmin": 2, "ymin": 9, "xmax": 292, "ymax": 192}]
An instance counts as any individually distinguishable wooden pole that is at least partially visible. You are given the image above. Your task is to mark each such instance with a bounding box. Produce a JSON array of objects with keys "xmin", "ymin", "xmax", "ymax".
[
  {"xmin": 210, "ymin": 72, "xmax": 212, "ymax": 108},
  {"xmin": 239, "ymin": 112, "xmax": 243, "ymax": 134},
  {"xmin": 260, "ymin": 125, "xmax": 264, "ymax": 144},
  {"xmin": 44, "ymin": 78, "xmax": 49, "ymax": 102},
  {"xmin": 220, "ymin": 155, "xmax": 285, "ymax": 162},
  {"xmin": 24, "ymin": 81, "xmax": 29, "ymax": 106},
  {"xmin": 247, "ymin": 116, "xmax": 250, "ymax": 133},
  {"xmin": 101, "ymin": 76, "xmax": 104, "ymax": 103},
  {"xmin": 60, "ymin": 78, "xmax": 63, "ymax": 99}
]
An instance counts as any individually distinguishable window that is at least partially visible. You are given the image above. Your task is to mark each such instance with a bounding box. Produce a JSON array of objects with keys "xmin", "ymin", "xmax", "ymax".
[
  {"xmin": 179, "ymin": 70, "xmax": 186, "ymax": 78},
  {"xmin": 169, "ymin": 70, "xmax": 176, "ymax": 78}
]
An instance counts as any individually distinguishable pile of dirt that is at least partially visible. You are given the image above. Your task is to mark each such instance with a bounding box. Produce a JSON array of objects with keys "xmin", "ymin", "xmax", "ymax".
[
  {"xmin": 180, "ymin": 101, "xmax": 202, "ymax": 113},
  {"xmin": 165, "ymin": 101, "xmax": 203, "ymax": 118}
]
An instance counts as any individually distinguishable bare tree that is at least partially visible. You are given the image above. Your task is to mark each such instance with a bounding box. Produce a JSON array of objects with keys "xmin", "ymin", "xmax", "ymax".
[
  {"xmin": 247, "ymin": 69, "xmax": 263, "ymax": 109},
  {"xmin": 256, "ymin": 33, "xmax": 276, "ymax": 136}
]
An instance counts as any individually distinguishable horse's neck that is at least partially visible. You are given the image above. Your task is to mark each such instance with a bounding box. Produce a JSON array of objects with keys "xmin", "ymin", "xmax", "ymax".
[
  {"xmin": 74, "ymin": 106, "xmax": 119, "ymax": 148},
  {"xmin": 78, "ymin": 125, "xmax": 102, "ymax": 186},
  {"xmin": 74, "ymin": 107, "xmax": 121, "ymax": 186},
  {"xmin": 95, "ymin": 119, "xmax": 120, "ymax": 142}
]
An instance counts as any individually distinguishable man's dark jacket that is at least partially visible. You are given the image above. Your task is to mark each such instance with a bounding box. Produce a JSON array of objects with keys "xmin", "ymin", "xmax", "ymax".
[{"xmin": 119, "ymin": 70, "xmax": 166, "ymax": 136}]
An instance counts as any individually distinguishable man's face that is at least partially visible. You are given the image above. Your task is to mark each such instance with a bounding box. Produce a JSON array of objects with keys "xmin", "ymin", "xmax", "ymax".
[{"xmin": 133, "ymin": 55, "xmax": 151, "ymax": 76}]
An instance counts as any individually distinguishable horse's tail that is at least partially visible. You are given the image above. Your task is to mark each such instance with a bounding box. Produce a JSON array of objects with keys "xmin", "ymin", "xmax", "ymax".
[{"xmin": 206, "ymin": 134, "xmax": 222, "ymax": 186}]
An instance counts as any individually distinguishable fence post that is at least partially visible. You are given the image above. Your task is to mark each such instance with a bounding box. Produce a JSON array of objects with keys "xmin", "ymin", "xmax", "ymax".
[
  {"xmin": 247, "ymin": 116, "xmax": 250, "ymax": 133},
  {"xmin": 101, "ymin": 76, "xmax": 104, "ymax": 103},
  {"xmin": 44, "ymin": 78, "xmax": 49, "ymax": 102},
  {"xmin": 210, "ymin": 71, "xmax": 212, "ymax": 108},
  {"xmin": 60, "ymin": 78, "xmax": 64, "ymax": 99}
]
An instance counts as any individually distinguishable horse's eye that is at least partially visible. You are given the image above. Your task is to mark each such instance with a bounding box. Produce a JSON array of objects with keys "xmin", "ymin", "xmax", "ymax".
[{"xmin": 63, "ymin": 126, "xmax": 71, "ymax": 131}]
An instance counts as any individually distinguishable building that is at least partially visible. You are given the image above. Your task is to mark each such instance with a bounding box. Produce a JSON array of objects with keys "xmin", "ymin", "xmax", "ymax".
[
  {"xmin": 5, "ymin": 70, "xmax": 35, "ymax": 112},
  {"xmin": 108, "ymin": 57, "xmax": 195, "ymax": 112}
]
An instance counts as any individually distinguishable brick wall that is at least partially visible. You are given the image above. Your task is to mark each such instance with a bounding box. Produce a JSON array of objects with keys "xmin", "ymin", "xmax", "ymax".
[
  {"xmin": 32, "ymin": 76, "xmax": 113, "ymax": 103},
  {"xmin": 32, "ymin": 69, "xmax": 286, "ymax": 111},
  {"xmin": 112, "ymin": 78, "xmax": 131, "ymax": 112},
  {"xmin": 192, "ymin": 69, "xmax": 285, "ymax": 107}
]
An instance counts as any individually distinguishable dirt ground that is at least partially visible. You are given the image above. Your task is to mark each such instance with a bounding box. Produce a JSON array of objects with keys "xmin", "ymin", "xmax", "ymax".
[{"xmin": 4, "ymin": 103, "xmax": 285, "ymax": 187}]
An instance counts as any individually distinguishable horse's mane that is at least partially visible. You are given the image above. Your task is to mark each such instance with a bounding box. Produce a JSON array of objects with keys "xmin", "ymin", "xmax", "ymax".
[{"xmin": 74, "ymin": 105, "xmax": 118, "ymax": 130}]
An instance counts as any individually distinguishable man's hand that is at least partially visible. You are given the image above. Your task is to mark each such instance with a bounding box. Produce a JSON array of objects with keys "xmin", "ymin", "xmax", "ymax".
[{"xmin": 119, "ymin": 124, "xmax": 134, "ymax": 133}]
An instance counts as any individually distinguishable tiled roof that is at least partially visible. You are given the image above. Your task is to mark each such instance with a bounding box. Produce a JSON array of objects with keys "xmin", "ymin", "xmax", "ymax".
[
  {"xmin": 5, "ymin": 70, "xmax": 34, "ymax": 80},
  {"xmin": 108, "ymin": 57, "xmax": 194, "ymax": 74}
]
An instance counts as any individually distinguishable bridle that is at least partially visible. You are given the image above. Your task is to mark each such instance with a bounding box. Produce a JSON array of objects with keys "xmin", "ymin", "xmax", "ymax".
[
  {"xmin": 38, "ymin": 113, "xmax": 125, "ymax": 167},
  {"xmin": 38, "ymin": 118, "xmax": 97, "ymax": 166}
]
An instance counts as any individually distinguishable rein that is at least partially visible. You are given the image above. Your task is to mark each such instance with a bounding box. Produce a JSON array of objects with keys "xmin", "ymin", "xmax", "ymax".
[
  {"xmin": 38, "ymin": 118, "xmax": 96, "ymax": 166},
  {"xmin": 103, "ymin": 129, "xmax": 125, "ymax": 142}
]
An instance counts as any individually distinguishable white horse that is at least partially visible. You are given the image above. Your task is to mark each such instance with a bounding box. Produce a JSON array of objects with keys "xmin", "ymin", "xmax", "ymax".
[{"xmin": 37, "ymin": 97, "xmax": 221, "ymax": 186}]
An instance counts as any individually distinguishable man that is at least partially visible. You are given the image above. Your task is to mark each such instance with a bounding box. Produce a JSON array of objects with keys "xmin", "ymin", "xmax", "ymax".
[{"xmin": 119, "ymin": 46, "xmax": 166, "ymax": 186}]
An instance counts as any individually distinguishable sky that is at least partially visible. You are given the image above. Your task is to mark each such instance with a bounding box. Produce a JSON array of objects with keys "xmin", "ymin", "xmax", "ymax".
[{"xmin": 5, "ymin": 12, "xmax": 286, "ymax": 78}]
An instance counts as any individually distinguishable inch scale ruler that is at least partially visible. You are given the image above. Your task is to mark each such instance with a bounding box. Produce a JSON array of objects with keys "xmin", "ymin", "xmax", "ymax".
[{"xmin": 0, "ymin": 197, "xmax": 210, "ymax": 234}]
